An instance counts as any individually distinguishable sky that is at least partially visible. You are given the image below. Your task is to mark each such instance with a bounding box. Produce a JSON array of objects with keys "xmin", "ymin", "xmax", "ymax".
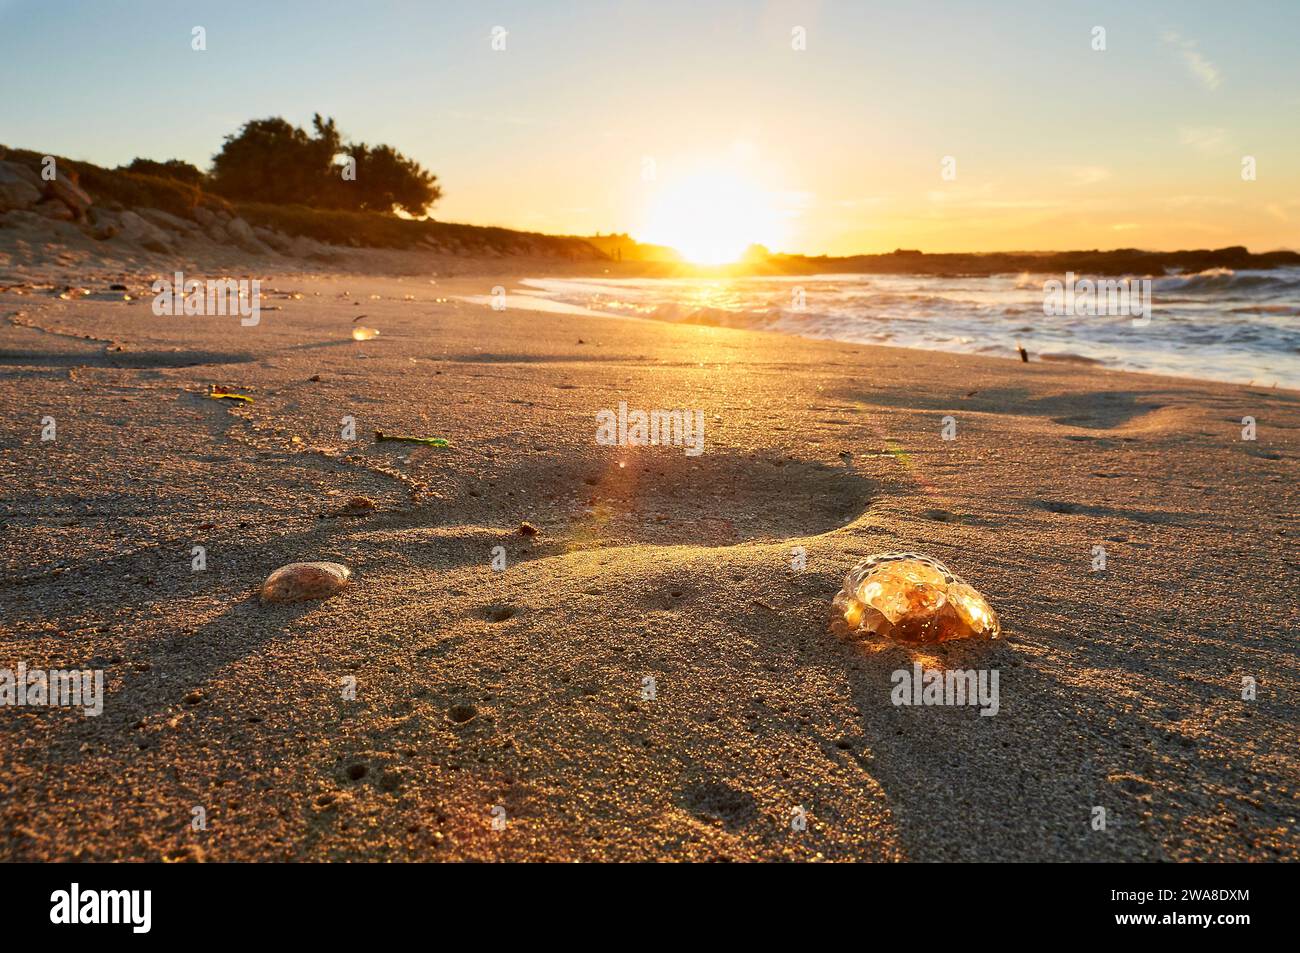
[{"xmin": 2, "ymin": 0, "xmax": 1298, "ymax": 256}]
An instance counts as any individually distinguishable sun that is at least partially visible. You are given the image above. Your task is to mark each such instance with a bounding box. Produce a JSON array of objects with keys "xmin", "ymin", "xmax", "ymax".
[{"xmin": 637, "ymin": 165, "xmax": 786, "ymax": 264}]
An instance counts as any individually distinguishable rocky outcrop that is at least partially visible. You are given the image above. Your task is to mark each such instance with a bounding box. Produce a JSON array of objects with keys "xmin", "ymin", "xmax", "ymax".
[
  {"xmin": 44, "ymin": 173, "xmax": 93, "ymax": 220},
  {"xmin": 138, "ymin": 207, "xmax": 199, "ymax": 235},
  {"xmin": 114, "ymin": 210, "xmax": 175, "ymax": 253},
  {"xmin": 254, "ymin": 225, "xmax": 295, "ymax": 254},
  {"xmin": 0, "ymin": 160, "xmax": 93, "ymax": 225},
  {"xmin": 224, "ymin": 215, "xmax": 270, "ymax": 254},
  {"xmin": 0, "ymin": 161, "xmax": 42, "ymax": 211},
  {"xmin": 0, "ymin": 159, "xmax": 93, "ymax": 221}
]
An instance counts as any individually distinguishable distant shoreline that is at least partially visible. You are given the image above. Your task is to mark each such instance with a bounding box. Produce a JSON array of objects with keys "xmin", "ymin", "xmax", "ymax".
[
  {"xmin": 4, "ymin": 145, "xmax": 1298, "ymax": 280},
  {"xmin": 624, "ymin": 245, "xmax": 1300, "ymax": 279}
]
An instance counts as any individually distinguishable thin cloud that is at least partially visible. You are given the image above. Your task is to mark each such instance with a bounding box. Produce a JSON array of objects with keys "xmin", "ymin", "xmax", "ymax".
[
  {"xmin": 1178, "ymin": 126, "xmax": 1229, "ymax": 154},
  {"xmin": 1163, "ymin": 30, "xmax": 1222, "ymax": 90}
]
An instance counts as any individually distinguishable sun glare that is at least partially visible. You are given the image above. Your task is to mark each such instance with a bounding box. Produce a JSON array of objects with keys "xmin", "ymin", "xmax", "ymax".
[{"xmin": 637, "ymin": 166, "xmax": 786, "ymax": 264}]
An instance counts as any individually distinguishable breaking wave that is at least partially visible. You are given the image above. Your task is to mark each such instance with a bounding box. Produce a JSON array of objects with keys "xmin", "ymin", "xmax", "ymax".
[{"xmin": 518, "ymin": 268, "xmax": 1300, "ymax": 389}]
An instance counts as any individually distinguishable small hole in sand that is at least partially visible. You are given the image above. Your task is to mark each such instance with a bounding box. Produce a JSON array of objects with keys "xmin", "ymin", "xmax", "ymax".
[{"xmin": 448, "ymin": 704, "xmax": 478, "ymax": 724}]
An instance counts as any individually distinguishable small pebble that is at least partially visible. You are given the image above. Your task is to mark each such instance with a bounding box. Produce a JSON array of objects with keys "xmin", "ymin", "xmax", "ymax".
[{"xmin": 333, "ymin": 496, "xmax": 376, "ymax": 517}]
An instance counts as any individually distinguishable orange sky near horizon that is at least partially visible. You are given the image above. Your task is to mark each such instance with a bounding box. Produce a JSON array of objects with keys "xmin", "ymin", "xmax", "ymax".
[{"xmin": 3, "ymin": 1, "xmax": 1298, "ymax": 259}]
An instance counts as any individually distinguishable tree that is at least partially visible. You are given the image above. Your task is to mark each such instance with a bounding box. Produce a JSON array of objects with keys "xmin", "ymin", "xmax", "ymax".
[
  {"xmin": 210, "ymin": 116, "xmax": 332, "ymax": 205},
  {"xmin": 348, "ymin": 143, "xmax": 442, "ymax": 216},
  {"xmin": 210, "ymin": 114, "xmax": 440, "ymax": 215}
]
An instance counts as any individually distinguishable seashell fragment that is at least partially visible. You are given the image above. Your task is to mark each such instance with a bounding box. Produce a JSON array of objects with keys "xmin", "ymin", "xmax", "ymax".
[{"xmin": 260, "ymin": 561, "xmax": 351, "ymax": 603}]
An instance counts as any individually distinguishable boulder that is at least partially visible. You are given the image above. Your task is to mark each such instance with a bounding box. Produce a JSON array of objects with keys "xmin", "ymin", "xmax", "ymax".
[
  {"xmin": 224, "ymin": 216, "xmax": 268, "ymax": 253},
  {"xmin": 254, "ymin": 226, "xmax": 294, "ymax": 254},
  {"xmin": 0, "ymin": 160, "xmax": 41, "ymax": 189},
  {"xmin": 290, "ymin": 234, "xmax": 326, "ymax": 258},
  {"xmin": 138, "ymin": 207, "xmax": 198, "ymax": 234},
  {"xmin": 0, "ymin": 161, "xmax": 42, "ymax": 211},
  {"xmin": 117, "ymin": 210, "xmax": 174, "ymax": 253},
  {"xmin": 43, "ymin": 174, "xmax": 93, "ymax": 221},
  {"xmin": 84, "ymin": 208, "xmax": 121, "ymax": 239},
  {"xmin": 34, "ymin": 201, "xmax": 75, "ymax": 221}
]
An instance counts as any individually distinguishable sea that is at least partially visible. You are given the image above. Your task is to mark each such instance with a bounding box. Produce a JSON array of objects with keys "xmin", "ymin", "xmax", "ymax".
[{"xmin": 509, "ymin": 268, "xmax": 1300, "ymax": 389}]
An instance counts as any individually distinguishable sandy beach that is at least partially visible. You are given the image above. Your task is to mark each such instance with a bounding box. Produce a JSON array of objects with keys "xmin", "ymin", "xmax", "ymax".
[{"xmin": 1, "ymin": 255, "xmax": 1296, "ymax": 862}]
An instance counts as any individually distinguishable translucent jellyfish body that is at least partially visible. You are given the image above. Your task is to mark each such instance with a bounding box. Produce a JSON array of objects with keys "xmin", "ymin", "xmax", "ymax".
[{"xmin": 831, "ymin": 552, "xmax": 1000, "ymax": 644}]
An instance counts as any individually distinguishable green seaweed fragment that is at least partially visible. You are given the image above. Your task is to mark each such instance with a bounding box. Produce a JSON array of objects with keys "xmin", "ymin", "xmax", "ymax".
[{"xmin": 374, "ymin": 430, "xmax": 450, "ymax": 447}]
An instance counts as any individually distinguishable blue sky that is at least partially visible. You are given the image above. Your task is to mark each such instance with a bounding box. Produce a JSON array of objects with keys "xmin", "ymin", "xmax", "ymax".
[{"xmin": 3, "ymin": 0, "xmax": 1298, "ymax": 253}]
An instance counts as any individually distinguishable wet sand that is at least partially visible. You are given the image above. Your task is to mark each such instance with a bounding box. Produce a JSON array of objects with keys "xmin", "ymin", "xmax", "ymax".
[{"xmin": 1, "ymin": 265, "xmax": 1297, "ymax": 861}]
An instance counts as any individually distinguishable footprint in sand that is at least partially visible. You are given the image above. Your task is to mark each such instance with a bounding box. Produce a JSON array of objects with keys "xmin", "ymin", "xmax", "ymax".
[{"xmin": 679, "ymin": 779, "xmax": 759, "ymax": 830}]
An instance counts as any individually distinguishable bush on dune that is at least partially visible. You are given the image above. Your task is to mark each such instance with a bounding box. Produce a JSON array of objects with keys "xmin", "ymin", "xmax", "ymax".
[
  {"xmin": 210, "ymin": 114, "xmax": 441, "ymax": 217},
  {"xmin": 120, "ymin": 158, "xmax": 207, "ymax": 187}
]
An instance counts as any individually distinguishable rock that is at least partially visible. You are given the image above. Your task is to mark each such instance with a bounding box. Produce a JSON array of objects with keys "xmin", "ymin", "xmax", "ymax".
[
  {"xmin": 116, "ymin": 210, "xmax": 150, "ymax": 237},
  {"xmin": 254, "ymin": 226, "xmax": 294, "ymax": 254},
  {"xmin": 226, "ymin": 216, "xmax": 255, "ymax": 242},
  {"xmin": 0, "ymin": 160, "xmax": 41, "ymax": 189},
  {"xmin": 116, "ymin": 210, "xmax": 173, "ymax": 253},
  {"xmin": 290, "ymin": 234, "xmax": 324, "ymax": 258},
  {"xmin": 0, "ymin": 161, "xmax": 42, "ymax": 211},
  {"xmin": 331, "ymin": 497, "xmax": 376, "ymax": 517},
  {"xmin": 34, "ymin": 201, "xmax": 75, "ymax": 221},
  {"xmin": 224, "ymin": 216, "xmax": 268, "ymax": 253},
  {"xmin": 519, "ymin": 521, "xmax": 540, "ymax": 536},
  {"xmin": 0, "ymin": 210, "xmax": 41, "ymax": 231},
  {"xmin": 43, "ymin": 174, "xmax": 93, "ymax": 221},
  {"xmin": 260, "ymin": 561, "xmax": 351, "ymax": 603},
  {"xmin": 137, "ymin": 207, "xmax": 198, "ymax": 233}
]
